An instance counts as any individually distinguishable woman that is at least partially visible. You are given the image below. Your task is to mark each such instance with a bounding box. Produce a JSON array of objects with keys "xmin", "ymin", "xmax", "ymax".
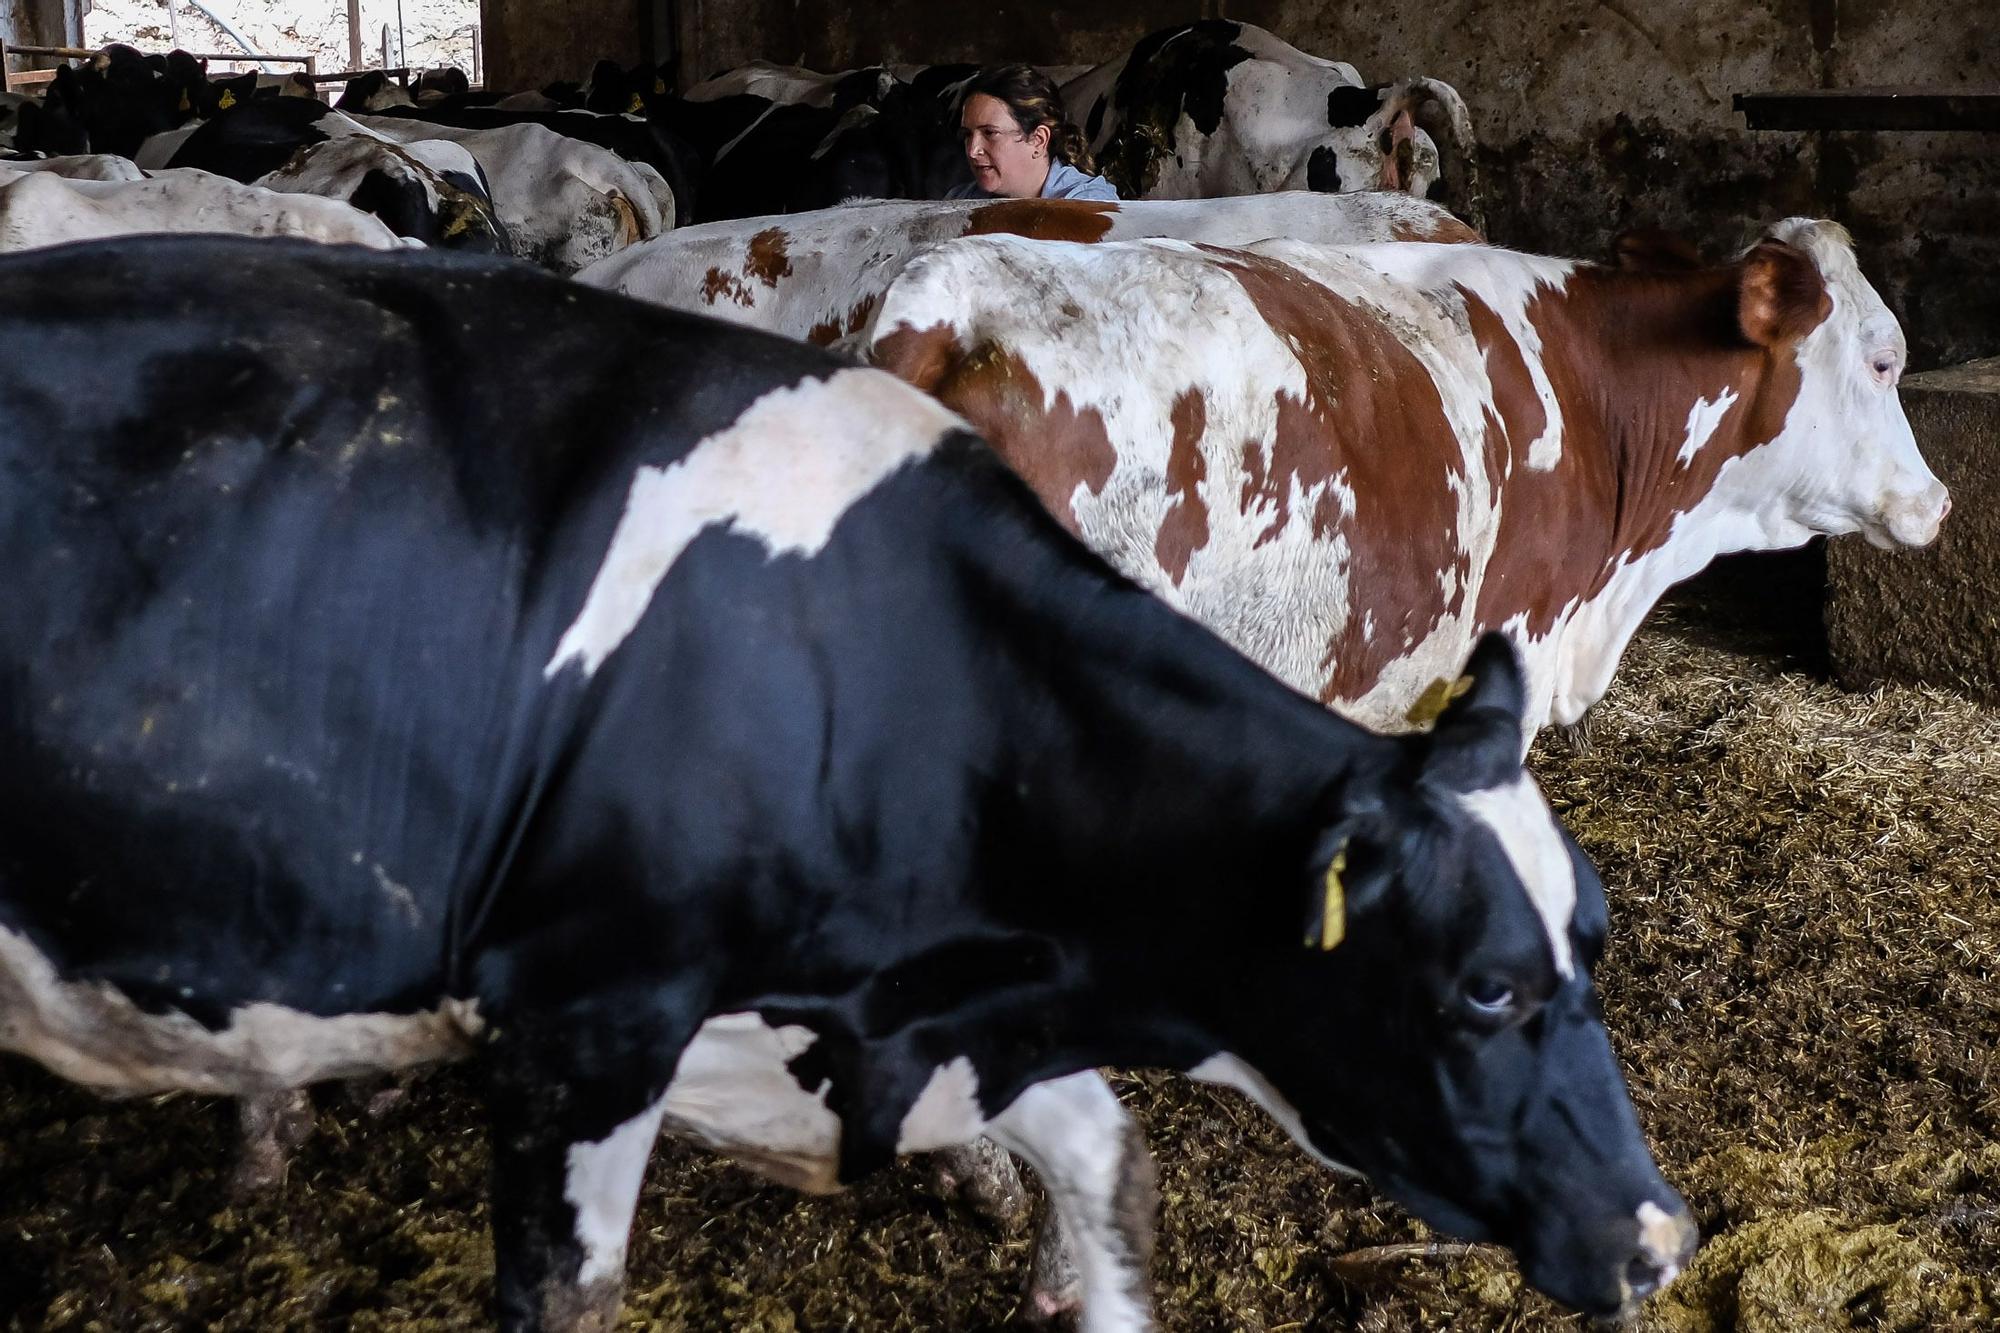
[{"xmin": 946, "ymin": 64, "xmax": 1119, "ymax": 202}]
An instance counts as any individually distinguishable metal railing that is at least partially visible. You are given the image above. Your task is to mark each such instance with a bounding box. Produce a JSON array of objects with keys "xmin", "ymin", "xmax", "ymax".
[{"xmin": 0, "ymin": 40, "xmax": 423, "ymax": 97}]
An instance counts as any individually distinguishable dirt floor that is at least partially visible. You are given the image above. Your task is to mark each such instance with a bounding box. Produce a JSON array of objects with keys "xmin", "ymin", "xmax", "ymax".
[{"xmin": 2, "ymin": 545, "xmax": 1996, "ymax": 1331}]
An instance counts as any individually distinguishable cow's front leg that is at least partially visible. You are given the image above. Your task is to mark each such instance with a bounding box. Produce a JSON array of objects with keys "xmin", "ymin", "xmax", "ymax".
[
  {"xmin": 987, "ymin": 1072, "xmax": 1159, "ymax": 1333},
  {"xmin": 483, "ymin": 1027, "xmax": 681, "ymax": 1333}
]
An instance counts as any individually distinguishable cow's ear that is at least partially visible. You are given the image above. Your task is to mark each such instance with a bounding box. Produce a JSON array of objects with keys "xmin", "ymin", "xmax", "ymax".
[
  {"xmin": 1613, "ymin": 227, "xmax": 1703, "ymax": 271},
  {"xmin": 1422, "ymin": 632, "xmax": 1527, "ymax": 791},
  {"xmin": 1301, "ymin": 815, "xmax": 1396, "ymax": 952},
  {"xmin": 1738, "ymin": 240, "xmax": 1830, "ymax": 347}
]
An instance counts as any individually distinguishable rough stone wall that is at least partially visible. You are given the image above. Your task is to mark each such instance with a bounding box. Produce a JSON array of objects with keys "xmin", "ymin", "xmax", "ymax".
[{"xmin": 673, "ymin": 0, "xmax": 2000, "ymax": 368}]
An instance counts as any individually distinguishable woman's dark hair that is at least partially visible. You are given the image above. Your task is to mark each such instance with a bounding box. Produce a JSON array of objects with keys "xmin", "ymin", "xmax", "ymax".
[{"xmin": 965, "ymin": 64, "xmax": 1095, "ymax": 173}]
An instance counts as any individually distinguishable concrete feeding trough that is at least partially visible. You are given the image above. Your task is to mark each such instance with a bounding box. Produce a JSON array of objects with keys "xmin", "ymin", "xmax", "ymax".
[{"xmin": 1826, "ymin": 356, "xmax": 2000, "ymax": 702}]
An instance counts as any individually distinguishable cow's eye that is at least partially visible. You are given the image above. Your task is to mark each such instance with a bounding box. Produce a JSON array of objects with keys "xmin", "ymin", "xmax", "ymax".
[
  {"xmin": 1462, "ymin": 976, "xmax": 1516, "ymax": 1016},
  {"xmin": 1870, "ymin": 354, "xmax": 1901, "ymax": 386}
]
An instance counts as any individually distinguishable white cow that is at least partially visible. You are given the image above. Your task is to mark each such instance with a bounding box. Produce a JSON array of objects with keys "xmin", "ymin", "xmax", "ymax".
[
  {"xmin": 0, "ymin": 154, "xmax": 147, "ymax": 182},
  {"xmin": 0, "ymin": 168, "xmax": 411, "ymax": 253}
]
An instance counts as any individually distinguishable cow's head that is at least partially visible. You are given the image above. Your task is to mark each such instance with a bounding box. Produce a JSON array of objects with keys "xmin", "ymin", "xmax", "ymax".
[
  {"xmin": 1195, "ymin": 634, "xmax": 1693, "ymax": 1320},
  {"xmin": 1292, "ymin": 78, "xmax": 1474, "ymax": 199},
  {"xmin": 1732, "ymin": 219, "xmax": 1947, "ymax": 550}
]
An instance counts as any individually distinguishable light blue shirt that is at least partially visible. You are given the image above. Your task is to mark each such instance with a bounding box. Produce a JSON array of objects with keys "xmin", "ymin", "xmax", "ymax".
[{"xmin": 946, "ymin": 159, "xmax": 1121, "ymax": 202}]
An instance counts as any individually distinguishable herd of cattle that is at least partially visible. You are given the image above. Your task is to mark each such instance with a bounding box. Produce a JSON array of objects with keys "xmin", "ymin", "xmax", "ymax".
[{"xmin": 0, "ymin": 17, "xmax": 1953, "ymax": 1333}]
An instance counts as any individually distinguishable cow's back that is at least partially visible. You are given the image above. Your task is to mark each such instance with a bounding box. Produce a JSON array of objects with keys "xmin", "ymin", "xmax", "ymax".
[{"xmin": 869, "ymin": 233, "xmax": 1535, "ymax": 727}]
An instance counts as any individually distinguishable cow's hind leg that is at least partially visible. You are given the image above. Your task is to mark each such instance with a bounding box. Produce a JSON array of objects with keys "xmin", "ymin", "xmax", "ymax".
[
  {"xmin": 988, "ymin": 1071, "xmax": 1159, "ymax": 1333},
  {"xmin": 483, "ymin": 1019, "xmax": 686, "ymax": 1333}
]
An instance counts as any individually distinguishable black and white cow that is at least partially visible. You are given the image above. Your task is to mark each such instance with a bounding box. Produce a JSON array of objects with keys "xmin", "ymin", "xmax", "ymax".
[
  {"xmin": 255, "ymin": 135, "xmax": 510, "ymax": 254},
  {"xmin": 145, "ymin": 99, "xmax": 672, "ymax": 272},
  {"xmin": 0, "ymin": 236, "xmax": 1693, "ymax": 1332},
  {"xmin": 1060, "ymin": 21, "xmax": 1476, "ymax": 208}
]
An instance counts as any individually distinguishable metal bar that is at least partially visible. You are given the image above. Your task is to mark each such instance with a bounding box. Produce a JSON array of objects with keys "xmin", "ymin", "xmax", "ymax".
[
  {"xmin": 5, "ymin": 43, "xmax": 315, "ymax": 67},
  {"xmin": 1736, "ymin": 87, "xmax": 2000, "ymax": 132},
  {"xmin": 310, "ymin": 66, "xmax": 408, "ymax": 84},
  {"xmin": 347, "ymin": 0, "xmax": 362, "ymax": 72},
  {"xmin": 165, "ymin": 0, "xmax": 183, "ymax": 53}
]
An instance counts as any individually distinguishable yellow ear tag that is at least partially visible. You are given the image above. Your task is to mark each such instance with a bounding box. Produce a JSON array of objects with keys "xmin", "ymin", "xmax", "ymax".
[
  {"xmin": 1307, "ymin": 845, "xmax": 1348, "ymax": 951},
  {"xmin": 1403, "ymin": 672, "xmax": 1476, "ymax": 727},
  {"xmin": 218, "ymin": 88, "xmax": 237, "ymax": 110},
  {"xmin": 654, "ymin": 77, "xmax": 667, "ymax": 94},
  {"xmin": 177, "ymin": 91, "xmax": 192, "ymax": 113},
  {"xmin": 627, "ymin": 92, "xmax": 644, "ymax": 114}
]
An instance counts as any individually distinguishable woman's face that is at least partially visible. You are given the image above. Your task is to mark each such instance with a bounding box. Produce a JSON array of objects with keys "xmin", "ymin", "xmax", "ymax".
[{"xmin": 960, "ymin": 92, "xmax": 1052, "ymax": 198}]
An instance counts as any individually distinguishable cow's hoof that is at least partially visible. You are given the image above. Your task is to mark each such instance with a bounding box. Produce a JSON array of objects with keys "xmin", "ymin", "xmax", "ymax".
[
  {"xmin": 930, "ymin": 1138, "xmax": 1032, "ymax": 1232},
  {"xmin": 230, "ymin": 1088, "xmax": 315, "ymax": 1196}
]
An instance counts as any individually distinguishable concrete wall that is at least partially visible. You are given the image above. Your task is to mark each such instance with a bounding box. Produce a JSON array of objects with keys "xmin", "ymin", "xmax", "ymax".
[{"xmin": 669, "ymin": 0, "xmax": 2000, "ymax": 369}]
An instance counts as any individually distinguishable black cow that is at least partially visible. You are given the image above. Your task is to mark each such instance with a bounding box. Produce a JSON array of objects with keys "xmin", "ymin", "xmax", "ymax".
[
  {"xmin": 0, "ymin": 236, "xmax": 1693, "ymax": 1332},
  {"xmin": 660, "ymin": 75, "xmax": 970, "ymax": 222}
]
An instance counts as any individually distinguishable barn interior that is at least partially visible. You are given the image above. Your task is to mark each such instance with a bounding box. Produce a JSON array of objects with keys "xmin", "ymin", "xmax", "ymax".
[{"xmin": 1, "ymin": 1, "xmax": 1996, "ymax": 1330}]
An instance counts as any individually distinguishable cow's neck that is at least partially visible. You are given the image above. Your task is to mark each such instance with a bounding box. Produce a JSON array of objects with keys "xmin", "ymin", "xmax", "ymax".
[
  {"xmin": 969, "ymin": 567, "xmax": 1396, "ymax": 1081},
  {"xmin": 1522, "ymin": 265, "xmax": 1799, "ymax": 722}
]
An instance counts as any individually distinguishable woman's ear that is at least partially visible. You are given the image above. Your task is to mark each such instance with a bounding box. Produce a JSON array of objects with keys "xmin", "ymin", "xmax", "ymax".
[{"xmin": 1030, "ymin": 123, "xmax": 1053, "ymax": 156}]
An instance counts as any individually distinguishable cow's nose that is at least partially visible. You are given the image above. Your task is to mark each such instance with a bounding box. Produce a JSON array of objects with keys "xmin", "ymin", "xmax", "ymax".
[{"xmin": 1624, "ymin": 1201, "xmax": 1698, "ymax": 1306}]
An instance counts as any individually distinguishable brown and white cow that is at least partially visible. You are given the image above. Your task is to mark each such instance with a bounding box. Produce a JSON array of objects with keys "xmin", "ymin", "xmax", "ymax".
[
  {"xmin": 867, "ymin": 220, "xmax": 1948, "ymax": 737},
  {"xmin": 572, "ymin": 192, "xmax": 1478, "ymax": 348}
]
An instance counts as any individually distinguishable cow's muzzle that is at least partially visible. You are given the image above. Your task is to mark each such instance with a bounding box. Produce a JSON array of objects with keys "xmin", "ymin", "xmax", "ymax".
[{"xmin": 1865, "ymin": 480, "xmax": 1950, "ymax": 549}]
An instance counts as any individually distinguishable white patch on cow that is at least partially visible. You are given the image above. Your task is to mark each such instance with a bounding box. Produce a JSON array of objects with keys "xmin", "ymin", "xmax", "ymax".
[
  {"xmin": 895, "ymin": 1056, "xmax": 985, "ymax": 1153},
  {"xmin": 1637, "ymin": 1200, "xmax": 1688, "ymax": 1280},
  {"xmin": 546, "ymin": 369, "xmax": 958, "ymax": 679},
  {"xmin": 1753, "ymin": 218, "xmax": 1947, "ymax": 549},
  {"xmin": 986, "ymin": 1072, "xmax": 1155, "ymax": 1332},
  {"xmin": 0, "ymin": 925, "xmax": 483, "ymax": 1095},
  {"xmin": 658, "ymin": 1012, "xmax": 844, "ymax": 1193},
  {"xmin": 1189, "ymin": 1053, "xmax": 1361, "ymax": 1176},
  {"xmin": 564, "ymin": 1093, "xmax": 672, "ymax": 1285},
  {"xmin": 1675, "ymin": 389, "xmax": 1739, "ymax": 466},
  {"xmin": 1455, "ymin": 774, "xmax": 1577, "ymax": 978},
  {"xmin": 0, "ymin": 169, "xmax": 410, "ymax": 254}
]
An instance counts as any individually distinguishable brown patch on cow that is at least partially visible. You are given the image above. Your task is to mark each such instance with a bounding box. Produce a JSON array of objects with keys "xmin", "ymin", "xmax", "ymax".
[
  {"xmin": 806, "ymin": 295, "xmax": 882, "ymax": 348},
  {"xmin": 1613, "ymin": 227, "xmax": 1704, "ymax": 271},
  {"xmin": 1212, "ymin": 248, "xmax": 1466, "ymax": 701},
  {"xmin": 1154, "ymin": 389, "xmax": 1210, "ymax": 585},
  {"xmin": 609, "ymin": 193, "xmax": 640, "ymax": 248},
  {"xmin": 745, "ymin": 227, "xmax": 794, "ymax": 286},
  {"xmin": 878, "ymin": 323, "xmax": 1116, "ymax": 534},
  {"xmin": 1738, "ymin": 239, "xmax": 1832, "ymax": 347},
  {"xmin": 963, "ymin": 198, "xmax": 1118, "ymax": 244},
  {"xmin": 1389, "ymin": 213, "xmax": 1483, "ymax": 244},
  {"xmin": 871, "ymin": 321, "xmax": 964, "ymax": 393},
  {"xmin": 700, "ymin": 266, "xmax": 754, "ymax": 307},
  {"xmin": 1458, "ymin": 286, "xmax": 1585, "ymax": 639},
  {"xmin": 1467, "ymin": 251, "xmax": 1824, "ymax": 640},
  {"xmin": 845, "ymin": 292, "xmax": 880, "ymax": 335}
]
